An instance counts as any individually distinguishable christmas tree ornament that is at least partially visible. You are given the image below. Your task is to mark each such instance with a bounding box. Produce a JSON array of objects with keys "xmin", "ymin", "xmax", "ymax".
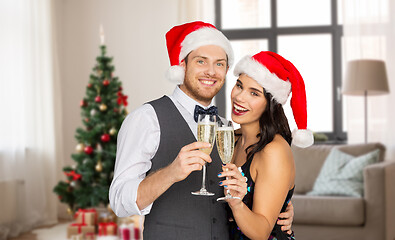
[
  {"xmin": 87, "ymin": 83, "xmax": 93, "ymax": 88},
  {"xmin": 76, "ymin": 143, "xmax": 85, "ymax": 153},
  {"xmin": 85, "ymin": 118, "xmax": 90, "ymax": 123},
  {"xmin": 99, "ymin": 104, "xmax": 107, "ymax": 111},
  {"xmin": 90, "ymin": 109, "xmax": 97, "ymax": 116},
  {"xmin": 95, "ymin": 96, "xmax": 102, "ymax": 103},
  {"xmin": 80, "ymin": 99, "xmax": 87, "ymax": 107},
  {"xmin": 109, "ymin": 127, "xmax": 117, "ymax": 136},
  {"xmin": 84, "ymin": 146, "xmax": 94, "ymax": 155},
  {"xmin": 113, "ymin": 108, "xmax": 119, "ymax": 113},
  {"xmin": 67, "ymin": 207, "xmax": 73, "ymax": 215},
  {"xmin": 70, "ymin": 181, "xmax": 76, "ymax": 187},
  {"xmin": 101, "ymin": 133, "xmax": 110, "ymax": 142},
  {"xmin": 95, "ymin": 159, "xmax": 103, "ymax": 172},
  {"xmin": 103, "ymin": 79, "xmax": 110, "ymax": 86},
  {"xmin": 96, "ymin": 143, "xmax": 103, "ymax": 153},
  {"xmin": 117, "ymin": 91, "xmax": 128, "ymax": 106}
]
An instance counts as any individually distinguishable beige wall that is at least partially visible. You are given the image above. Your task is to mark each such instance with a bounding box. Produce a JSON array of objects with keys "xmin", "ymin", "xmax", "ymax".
[{"xmin": 54, "ymin": 0, "xmax": 183, "ymax": 218}]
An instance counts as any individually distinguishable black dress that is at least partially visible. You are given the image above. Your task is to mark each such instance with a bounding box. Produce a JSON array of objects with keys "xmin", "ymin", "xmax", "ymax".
[{"xmin": 228, "ymin": 140, "xmax": 296, "ymax": 240}]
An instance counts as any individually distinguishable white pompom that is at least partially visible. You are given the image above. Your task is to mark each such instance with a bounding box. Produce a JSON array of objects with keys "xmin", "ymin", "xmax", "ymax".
[
  {"xmin": 165, "ymin": 65, "xmax": 185, "ymax": 84},
  {"xmin": 292, "ymin": 129, "xmax": 314, "ymax": 148}
]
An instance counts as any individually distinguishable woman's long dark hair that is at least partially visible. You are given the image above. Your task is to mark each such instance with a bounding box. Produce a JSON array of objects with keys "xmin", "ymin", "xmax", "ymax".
[{"xmin": 239, "ymin": 89, "xmax": 292, "ymax": 162}]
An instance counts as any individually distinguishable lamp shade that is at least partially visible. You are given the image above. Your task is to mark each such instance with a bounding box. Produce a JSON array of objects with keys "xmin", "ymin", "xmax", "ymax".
[{"xmin": 343, "ymin": 59, "xmax": 390, "ymax": 96}]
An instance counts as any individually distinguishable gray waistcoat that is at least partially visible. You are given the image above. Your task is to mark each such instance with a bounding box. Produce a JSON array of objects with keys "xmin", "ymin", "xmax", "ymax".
[{"xmin": 143, "ymin": 96, "xmax": 229, "ymax": 240}]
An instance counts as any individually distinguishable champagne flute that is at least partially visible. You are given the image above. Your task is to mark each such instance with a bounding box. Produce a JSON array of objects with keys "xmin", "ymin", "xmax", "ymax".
[
  {"xmin": 191, "ymin": 113, "xmax": 216, "ymax": 196},
  {"xmin": 216, "ymin": 120, "xmax": 240, "ymax": 201}
]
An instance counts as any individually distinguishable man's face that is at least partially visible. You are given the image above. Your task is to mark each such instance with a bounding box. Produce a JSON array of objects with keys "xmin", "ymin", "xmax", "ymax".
[{"xmin": 179, "ymin": 45, "xmax": 228, "ymax": 106}]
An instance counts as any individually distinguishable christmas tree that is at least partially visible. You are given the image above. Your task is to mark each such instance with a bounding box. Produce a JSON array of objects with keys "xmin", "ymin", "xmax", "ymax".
[{"xmin": 54, "ymin": 44, "xmax": 128, "ymax": 214}]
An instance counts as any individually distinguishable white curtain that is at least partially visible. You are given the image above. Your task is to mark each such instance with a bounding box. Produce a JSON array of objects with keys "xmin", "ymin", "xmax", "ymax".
[
  {"xmin": 0, "ymin": 0, "xmax": 63, "ymax": 239},
  {"xmin": 342, "ymin": 0, "xmax": 395, "ymax": 159},
  {"xmin": 177, "ymin": 0, "xmax": 215, "ymax": 25}
]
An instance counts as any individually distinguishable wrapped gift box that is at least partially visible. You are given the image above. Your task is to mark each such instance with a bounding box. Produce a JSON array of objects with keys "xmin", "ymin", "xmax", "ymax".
[
  {"xmin": 74, "ymin": 208, "xmax": 97, "ymax": 226},
  {"xmin": 71, "ymin": 234, "xmax": 83, "ymax": 240},
  {"xmin": 67, "ymin": 223, "xmax": 95, "ymax": 238},
  {"xmin": 85, "ymin": 232, "xmax": 96, "ymax": 240},
  {"xmin": 119, "ymin": 222, "xmax": 142, "ymax": 240},
  {"xmin": 98, "ymin": 222, "xmax": 117, "ymax": 236}
]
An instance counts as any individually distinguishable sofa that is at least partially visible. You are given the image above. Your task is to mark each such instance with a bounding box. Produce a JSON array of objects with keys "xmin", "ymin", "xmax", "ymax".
[{"xmin": 291, "ymin": 143, "xmax": 395, "ymax": 240}]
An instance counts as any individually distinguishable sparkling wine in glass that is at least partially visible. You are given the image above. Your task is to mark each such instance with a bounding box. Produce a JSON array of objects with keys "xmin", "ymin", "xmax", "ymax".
[
  {"xmin": 191, "ymin": 114, "xmax": 216, "ymax": 196},
  {"xmin": 216, "ymin": 120, "xmax": 240, "ymax": 201}
]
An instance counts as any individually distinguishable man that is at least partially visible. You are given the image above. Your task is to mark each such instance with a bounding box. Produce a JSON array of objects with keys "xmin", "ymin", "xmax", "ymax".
[{"xmin": 109, "ymin": 21, "xmax": 293, "ymax": 239}]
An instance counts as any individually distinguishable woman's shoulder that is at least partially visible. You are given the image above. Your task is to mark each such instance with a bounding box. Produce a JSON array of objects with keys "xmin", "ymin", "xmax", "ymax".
[{"xmin": 255, "ymin": 134, "xmax": 293, "ymax": 164}]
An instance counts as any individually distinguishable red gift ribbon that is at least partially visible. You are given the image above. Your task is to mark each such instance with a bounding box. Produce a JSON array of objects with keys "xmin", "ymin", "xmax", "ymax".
[
  {"xmin": 121, "ymin": 227, "xmax": 130, "ymax": 240},
  {"xmin": 98, "ymin": 222, "xmax": 118, "ymax": 236},
  {"xmin": 71, "ymin": 223, "xmax": 86, "ymax": 234},
  {"xmin": 74, "ymin": 208, "xmax": 97, "ymax": 225},
  {"xmin": 134, "ymin": 227, "xmax": 140, "ymax": 239}
]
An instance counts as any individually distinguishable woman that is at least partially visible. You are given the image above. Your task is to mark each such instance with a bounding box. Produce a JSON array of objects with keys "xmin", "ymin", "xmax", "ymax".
[{"xmin": 220, "ymin": 51, "xmax": 314, "ymax": 239}]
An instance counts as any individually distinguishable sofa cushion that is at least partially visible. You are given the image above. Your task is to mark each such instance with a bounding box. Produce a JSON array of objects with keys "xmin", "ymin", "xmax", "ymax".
[
  {"xmin": 307, "ymin": 148, "xmax": 380, "ymax": 197},
  {"xmin": 292, "ymin": 194, "xmax": 365, "ymax": 226},
  {"xmin": 292, "ymin": 145, "xmax": 333, "ymax": 194}
]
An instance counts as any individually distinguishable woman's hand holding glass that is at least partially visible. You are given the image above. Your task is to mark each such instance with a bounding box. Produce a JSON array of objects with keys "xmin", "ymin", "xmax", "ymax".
[{"xmin": 218, "ymin": 163, "xmax": 248, "ymax": 205}]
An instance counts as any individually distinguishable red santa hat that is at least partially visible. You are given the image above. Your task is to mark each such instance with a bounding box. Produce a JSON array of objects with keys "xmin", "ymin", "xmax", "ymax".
[
  {"xmin": 165, "ymin": 21, "xmax": 234, "ymax": 84},
  {"xmin": 234, "ymin": 51, "xmax": 314, "ymax": 148}
]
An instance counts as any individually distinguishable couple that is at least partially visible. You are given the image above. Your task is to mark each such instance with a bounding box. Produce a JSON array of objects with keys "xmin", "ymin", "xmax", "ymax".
[{"xmin": 109, "ymin": 21, "xmax": 313, "ymax": 240}]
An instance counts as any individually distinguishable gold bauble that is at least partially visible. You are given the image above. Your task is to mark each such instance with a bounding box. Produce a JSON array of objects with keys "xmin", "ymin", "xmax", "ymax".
[
  {"xmin": 67, "ymin": 207, "xmax": 73, "ymax": 215},
  {"xmin": 109, "ymin": 127, "xmax": 117, "ymax": 136},
  {"xmin": 95, "ymin": 159, "xmax": 103, "ymax": 172},
  {"xmin": 76, "ymin": 143, "xmax": 85, "ymax": 153},
  {"xmin": 99, "ymin": 104, "xmax": 107, "ymax": 111}
]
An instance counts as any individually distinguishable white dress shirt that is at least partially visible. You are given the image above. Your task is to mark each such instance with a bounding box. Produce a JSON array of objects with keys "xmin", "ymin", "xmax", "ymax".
[{"xmin": 109, "ymin": 86, "xmax": 215, "ymax": 217}]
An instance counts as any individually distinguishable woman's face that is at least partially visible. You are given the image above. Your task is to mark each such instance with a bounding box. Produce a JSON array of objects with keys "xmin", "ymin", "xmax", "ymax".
[{"xmin": 230, "ymin": 73, "xmax": 267, "ymax": 125}]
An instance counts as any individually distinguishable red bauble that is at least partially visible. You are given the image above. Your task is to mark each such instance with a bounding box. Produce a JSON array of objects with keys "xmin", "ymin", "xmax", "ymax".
[
  {"xmin": 95, "ymin": 96, "xmax": 102, "ymax": 103},
  {"xmin": 103, "ymin": 79, "xmax": 110, "ymax": 86},
  {"xmin": 84, "ymin": 118, "xmax": 90, "ymax": 123},
  {"xmin": 101, "ymin": 134, "xmax": 110, "ymax": 142},
  {"xmin": 80, "ymin": 99, "xmax": 87, "ymax": 107},
  {"xmin": 119, "ymin": 86, "xmax": 123, "ymax": 91},
  {"xmin": 87, "ymin": 83, "xmax": 93, "ymax": 88},
  {"xmin": 84, "ymin": 146, "xmax": 94, "ymax": 155}
]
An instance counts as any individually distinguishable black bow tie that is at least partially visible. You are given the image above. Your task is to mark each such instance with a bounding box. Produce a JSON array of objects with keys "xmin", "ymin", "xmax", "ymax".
[{"xmin": 194, "ymin": 105, "xmax": 218, "ymax": 122}]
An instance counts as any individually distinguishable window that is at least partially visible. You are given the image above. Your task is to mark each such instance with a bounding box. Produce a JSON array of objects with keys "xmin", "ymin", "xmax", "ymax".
[{"xmin": 215, "ymin": 0, "xmax": 346, "ymax": 142}]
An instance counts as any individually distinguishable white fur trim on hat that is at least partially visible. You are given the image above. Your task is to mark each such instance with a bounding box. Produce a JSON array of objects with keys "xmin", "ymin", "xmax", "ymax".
[
  {"xmin": 292, "ymin": 129, "xmax": 314, "ymax": 148},
  {"xmin": 180, "ymin": 27, "xmax": 234, "ymax": 67},
  {"xmin": 234, "ymin": 56, "xmax": 291, "ymax": 105},
  {"xmin": 165, "ymin": 65, "xmax": 185, "ymax": 84}
]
